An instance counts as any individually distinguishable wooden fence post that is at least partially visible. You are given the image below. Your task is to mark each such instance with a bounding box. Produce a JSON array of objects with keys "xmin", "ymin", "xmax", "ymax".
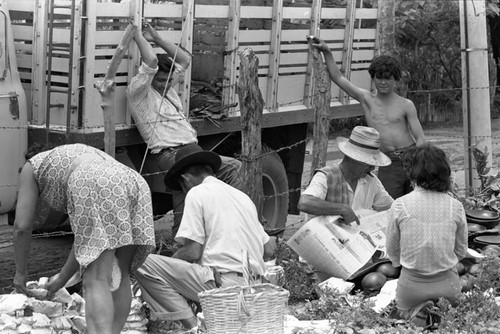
[
  {"xmin": 95, "ymin": 24, "xmax": 136, "ymax": 158},
  {"xmin": 238, "ymin": 48, "xmax": 264, "ymax": 216},
  {"xmin": 309, "ymin": 46, "xmax": 332, "ymax": 180}
]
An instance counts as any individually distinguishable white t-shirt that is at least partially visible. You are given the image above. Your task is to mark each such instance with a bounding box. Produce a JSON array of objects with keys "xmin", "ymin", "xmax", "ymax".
[{"xmin": 175, "ymin": 176, "xmax": 269, "ymax": 275}]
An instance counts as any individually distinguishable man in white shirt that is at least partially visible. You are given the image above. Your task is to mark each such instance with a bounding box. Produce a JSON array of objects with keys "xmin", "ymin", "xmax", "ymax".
[
  {"xmin": 298, "ymin": 126, "xmax": 394, "ymax": 282},
  {"xmin": 134, "ymin": 144, "xmax": 275, "ymax": 331},
  {"xmin": 127, "ymin": 24, "xmax": 242, "ymax": 237},
  {"xmin": 298, "ymin": 126, "xmax": 394, "ymax": 225}
]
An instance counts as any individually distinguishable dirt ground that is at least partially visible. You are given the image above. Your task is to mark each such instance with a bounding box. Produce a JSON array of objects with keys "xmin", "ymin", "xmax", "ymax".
[{"xmin": 1, "ymin": 120, "xmax": 499, "ymax": 294}]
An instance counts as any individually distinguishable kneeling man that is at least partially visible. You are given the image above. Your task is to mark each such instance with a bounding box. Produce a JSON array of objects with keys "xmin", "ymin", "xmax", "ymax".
[{"xmin": 135, "ymin": 144, "xmax": 275, "ymax": 331}]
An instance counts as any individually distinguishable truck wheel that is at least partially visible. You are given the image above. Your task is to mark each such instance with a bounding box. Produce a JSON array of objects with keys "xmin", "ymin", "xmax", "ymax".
[{"xmin": 261, "ymin": 145, "xmax": 289, "ymax": 230}]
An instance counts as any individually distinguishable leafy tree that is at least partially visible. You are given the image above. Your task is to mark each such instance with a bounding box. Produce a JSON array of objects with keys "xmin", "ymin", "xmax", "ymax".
[{"xmin": 395, "ymin": 0, "xmax": 462, "ymax": 123}]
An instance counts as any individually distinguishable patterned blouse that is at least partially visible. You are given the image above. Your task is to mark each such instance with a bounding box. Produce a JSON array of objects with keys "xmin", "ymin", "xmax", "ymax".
[
  {"xmin": 386, "ymin": 186, "xmax": 468, "ymax": 275},
  {"xmin": 29, "ymin": 143, "xmax": 109, "ymax": 212}
]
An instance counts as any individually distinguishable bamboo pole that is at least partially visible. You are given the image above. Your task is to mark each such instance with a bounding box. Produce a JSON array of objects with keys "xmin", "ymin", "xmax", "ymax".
[
  {"xmin": 239, "ymin": 48, "xmax": 264, "ymax": 216},
  {"xmin": 309, "ymin": 45, "xmax": 332, "ymax": 180},
  {"xmin": 95, "ymin": 24, "xmax": 136, "ymax": 158}
]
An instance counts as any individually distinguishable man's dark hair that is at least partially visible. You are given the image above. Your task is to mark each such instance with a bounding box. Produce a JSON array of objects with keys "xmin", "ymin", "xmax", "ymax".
[
  {"xmin": 368, "ymin": 55, "xmax": 402, "ymax": 81},
  {"xmin": 152, "ymin": 54, "xmax": 174, "ymax": 95},
  {"xmin": 182, "ymin": 164, "xmax": 215, "ymax": 177},
  {"xmin": 402, "ymin": 144, "xmax": 451, "ymax": 192}
]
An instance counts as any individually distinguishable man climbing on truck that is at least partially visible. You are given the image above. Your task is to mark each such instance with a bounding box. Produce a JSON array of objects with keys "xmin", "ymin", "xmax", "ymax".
[
  {"xmin": 127, "ymin": 23, "xmax": 242, "ymax": 236},
  {"xmin": 309, "ymin": 36, "xmax": 426, "ymax": 199}
]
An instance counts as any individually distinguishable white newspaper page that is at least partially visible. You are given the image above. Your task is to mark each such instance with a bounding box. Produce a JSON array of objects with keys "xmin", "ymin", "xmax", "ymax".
[
  {"xmin": 287, "ymin": 215, "xmax": 377, "ymax": 279},
  {"xmin": 357, "ymin": 210, "xmax": 389, "ymax": 255}
]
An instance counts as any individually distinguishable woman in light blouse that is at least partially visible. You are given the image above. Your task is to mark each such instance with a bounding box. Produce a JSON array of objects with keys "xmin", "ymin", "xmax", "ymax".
[{"xmin": 386, "ymin": 144, "xmax": 468, "ymax": 315}]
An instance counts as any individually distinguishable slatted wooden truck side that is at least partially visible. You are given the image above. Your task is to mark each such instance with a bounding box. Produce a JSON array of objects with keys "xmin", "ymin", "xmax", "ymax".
[{"xmin": 3, "ymin": 0, "xmax": 379, "ymax": 229}]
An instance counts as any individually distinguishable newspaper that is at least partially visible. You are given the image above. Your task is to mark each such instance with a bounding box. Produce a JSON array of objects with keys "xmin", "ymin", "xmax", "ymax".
[{"xmin": 287, "ymin": 210, "xmax": 389, "ymax": 280}]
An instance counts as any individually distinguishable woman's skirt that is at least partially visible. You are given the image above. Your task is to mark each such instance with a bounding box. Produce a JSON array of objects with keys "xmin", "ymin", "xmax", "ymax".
[
  {"xmin": 396, "ymin": 267, "xmax": 461, "ymax": 311},
  {"xmin": 67, "ymin": 160, "xmax": 156, "ymax": 272}
]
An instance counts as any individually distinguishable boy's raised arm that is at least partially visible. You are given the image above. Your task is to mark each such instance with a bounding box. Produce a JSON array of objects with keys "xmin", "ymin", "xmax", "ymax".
[{"xmin": 309, "ymin": 37, "xmax": 368, "ymax": 103}]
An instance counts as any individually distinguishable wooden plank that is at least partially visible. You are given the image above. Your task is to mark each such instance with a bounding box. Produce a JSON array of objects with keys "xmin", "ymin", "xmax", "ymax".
[
  {"xmin": 91, "ymin": 2, "xmax": 134, "ymax": 17},
  {"xmin": 66, "ymin": 0, "xmax": 84, "ymax": 133},
  {"xmin": 238, "ymin": 29, "xmax": 360, "ymax": 44},
  {"xmin": 6, "ymin": 0, "xmax": 35, "ymax": 12},
  {"xmin": 11, "ymin": 25, "xmax": 33, "ymax": 41},
  {"xmin": 222, "ymin": 0, "xmax": 240, "ymax": 117},
  {"xmin": 31, "ymin": 0, "xmax": 48, "ymax": 125},
  {"xmin": 278, "ymin": 74, "xmax": 307, "ymax": 106},
  {"xmin": 93, "ymin": 59, "xmax": 131, "ymax": 74},
  {"xmin": 143, "ymin": 2, "xmax": 183, "ymax": 18},
  {"xmin": 277, "ymin": 66, "xmax": 308, "ymax": 74},
  {"xmin": 180, "ymin": 0, "xmax": 195, "ymax": 117},
  {"xmin": 265, "ymin": 0, "xmax": 283, "ymax": 111},
  {"xmin": 13, "ymin": 43, "xmax": 33, "ymax": 54},
  {"xmin": 339, "ymin": 0, "xmax": 356, "ymax": 104},
  {"xmin": 321, "ymin": 7, "xmax": 377, "ymax": 20},
  {"xmin": 125, "ymin": 0, "xmax": 141, "ymax": 127},
  {"xmin": 81, "ymin": 0, "xmax": 97, "ymax": 128},
  {"xmin": 94, "ymin": 30, "xmax": 182, "ymax": 46},
  {"xmin": 14, "ymin": 53, "xmax": 33, "ymax": 69},
  {"xmin": 303, "ymin": 0, "xmax": 321, "ymax": 107},
  {"xmin": 355, "ymin": 8, "xmax": 379, "ymax": 19},
  {"xmin": 354, "ymin": 29, "xmax": 377, "ymax": 40},
  {"xmin": 352, "ymin": 49, "xmax": 377, "ymax": 61},
  {"xmin": 279, "ymin": 52, "xmax": 309, "ymax": 66}
]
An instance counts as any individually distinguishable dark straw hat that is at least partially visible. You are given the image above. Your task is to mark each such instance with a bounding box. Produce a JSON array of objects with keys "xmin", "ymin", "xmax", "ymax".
[{"xmin": 164, "ymin": 144, "xmax": 222, "ymax": 191}]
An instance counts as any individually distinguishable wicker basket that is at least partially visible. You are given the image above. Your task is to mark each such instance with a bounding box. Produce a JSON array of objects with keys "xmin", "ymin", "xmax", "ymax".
[{"xmin": 198, "ymin": 283, "xmax": 289, "ymax": 333}]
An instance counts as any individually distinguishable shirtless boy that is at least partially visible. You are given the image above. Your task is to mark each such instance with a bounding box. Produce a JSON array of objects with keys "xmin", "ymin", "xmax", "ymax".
[{"xmin": 309, "ymin": 37, "xmax": 425, "ymax": 199}]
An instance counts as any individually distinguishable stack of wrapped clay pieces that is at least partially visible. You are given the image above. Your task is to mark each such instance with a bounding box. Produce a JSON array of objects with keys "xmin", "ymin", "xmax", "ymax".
[{"xmin": 0, "ymin": 277, "xmax": 148, "ymax": 334}]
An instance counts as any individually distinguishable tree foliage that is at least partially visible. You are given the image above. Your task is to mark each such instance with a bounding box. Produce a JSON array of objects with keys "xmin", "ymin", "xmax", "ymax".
[{"xmin": 395, "ymin": 0, "xmax": 462, "ymax": 123}]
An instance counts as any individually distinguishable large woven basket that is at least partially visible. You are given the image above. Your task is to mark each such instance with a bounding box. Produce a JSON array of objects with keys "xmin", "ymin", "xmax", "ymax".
[{"xmin": 199, "ymin": 283, "xmax": 289, "ymax": 333}]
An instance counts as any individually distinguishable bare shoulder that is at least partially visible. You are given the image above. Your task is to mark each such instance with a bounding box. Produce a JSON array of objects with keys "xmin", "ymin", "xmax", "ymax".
[{"xmin": 396, "ymin": 95, "xmax": 417, "ymax": 111}]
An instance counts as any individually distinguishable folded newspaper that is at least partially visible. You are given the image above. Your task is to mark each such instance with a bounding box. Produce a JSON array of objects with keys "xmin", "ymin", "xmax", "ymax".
[{"xmin": 287, "ymin": 210, "xmax": 389, "ymax": 280}]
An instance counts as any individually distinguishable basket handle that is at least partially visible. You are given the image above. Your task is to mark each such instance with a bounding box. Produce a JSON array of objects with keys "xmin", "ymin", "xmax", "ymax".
[
  {"xmin": 241, "ymin": 249, "xmax": 254, "ymax": 286},
  {"xmin": 237, "ymin": 289, "xmax": 265, "ymax": 321}
]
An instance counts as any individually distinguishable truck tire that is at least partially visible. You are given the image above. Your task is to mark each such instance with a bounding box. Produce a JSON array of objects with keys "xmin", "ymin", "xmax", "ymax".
[
  {"xmin": 207, "ymin": 140, "xmax": 289, "ymax": 229},
  {"xmin": 261, "ymin": 145, "xmax": 289, "ymax": 230}
]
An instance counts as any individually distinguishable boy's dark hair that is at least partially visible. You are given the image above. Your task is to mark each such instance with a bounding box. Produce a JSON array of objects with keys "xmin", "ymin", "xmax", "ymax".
[
  {"xmin": 368, "ymin": 55, "xmax": 402, "ymax": 81},
  {"xmin": 401, "ymin": 144, "xmax": 451, "ymax": 192}
]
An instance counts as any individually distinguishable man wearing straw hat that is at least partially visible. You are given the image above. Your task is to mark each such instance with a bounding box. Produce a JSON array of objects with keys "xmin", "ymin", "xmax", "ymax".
[
  {"xmin": 127, "ymin": 23, "xmax": 242, "ymax": 237},
  {"xmin": 134, "ymin": 144, "xmax": 276, "ymax": 332},
  {"xmin": 298, "ymin": 126, "xmax": 394, "ymax": 226}
]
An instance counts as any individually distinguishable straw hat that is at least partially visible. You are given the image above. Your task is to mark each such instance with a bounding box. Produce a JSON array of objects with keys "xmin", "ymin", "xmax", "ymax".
[
  {"xmin": 337, "ymin": 126, "xmax": 391, "ymax": 167},
  {"xmin": 164, "ymin": 144, "xmax": 222, "ymax": 190}
]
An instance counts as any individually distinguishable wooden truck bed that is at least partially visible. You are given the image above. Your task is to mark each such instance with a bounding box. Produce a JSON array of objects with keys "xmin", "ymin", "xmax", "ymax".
[{"xmin": 9, "ymin": 0, "xmax": 378, "ymax": 145}]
